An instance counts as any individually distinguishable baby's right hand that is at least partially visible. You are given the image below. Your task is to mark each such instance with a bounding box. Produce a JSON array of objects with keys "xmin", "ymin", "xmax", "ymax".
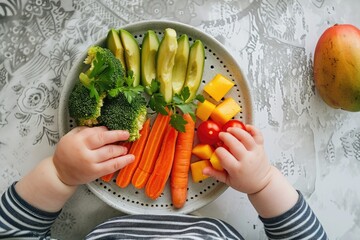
[
  {"xmin": 203, "ymin": 125, "xmax": 273, "ymax": 194},
  {"xmin": 53, "ymin": 126, "xmax": 135, "ymax": 186}
]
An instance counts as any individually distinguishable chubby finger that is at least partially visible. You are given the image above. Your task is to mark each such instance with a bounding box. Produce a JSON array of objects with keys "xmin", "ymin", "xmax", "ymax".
[
  {"xmin": 80, "ymin": 126, "xmax": 108, "ymax": 136},
  {"xmin": 93, "ymin": 144, "xmax": 129, "ymax": 162},
  {"xmin": 97, "ymin": 154, "xmax": 135, "ymax": 176},
  {"xmin": 214, "ymin": 147, "xmax": 241, "ymax": 175},
  {"xmin": 245, "ymin": 125, "xmax": 264, "ymax": 144},
  {"xmin": 202, "ymin": 166, "xmax": 228, "ymax": 184},
  {"xmin": 227, "ymin": 127, "xmax": 256, "ymax": 151},
  {"xmin": 219, "ymin": 131, "xmax": 247, "ymax": 158},
  {"xmin": 67, "ymin": 126, "xmax": 89, "ymax": 135},
  {"xmin": 86, "ymin": 129, "xmax": 130, "ymax": 149}
]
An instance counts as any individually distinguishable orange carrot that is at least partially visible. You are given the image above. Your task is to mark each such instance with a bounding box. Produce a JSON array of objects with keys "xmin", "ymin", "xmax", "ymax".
[
  {"xmin": 170, "ymin": 113, "xmax": 195, "ymax": 208},
  {"xmin": 131, "ymin": 111, "xmax": 171, "ymax": 189},
  {"xmin": 145, "ymin": 125, "xmax": 178, "ymax": 200},
  {"xmin": 116, "ymin": 119, "xmax": 151, "ymax": 188},
  {"xmin": 101, "ymin": 141, "xmax": 132, "ymax": 182}
]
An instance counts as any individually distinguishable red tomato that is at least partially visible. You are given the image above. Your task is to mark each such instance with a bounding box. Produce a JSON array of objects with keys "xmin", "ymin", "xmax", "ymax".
[
  {"xmin": 215, "ymin": 140, "xmax": 230, "ymax": 151},
  {"xmin": 221, "ymin": 120, "xmax": 246, "ymax": 132},
  {"xmin": 197, "ymin": 120, "xmax": 221, "ymax": 145},
  {"xmin": 216, "ymin": 120, "xmax": 246, "ymax": 150}
]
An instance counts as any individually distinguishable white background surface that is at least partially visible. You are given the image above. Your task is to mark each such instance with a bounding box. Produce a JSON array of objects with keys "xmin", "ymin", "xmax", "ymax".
[{"xmin": 1, "ymin": 0, "xmax": 360, "ymax": 239}]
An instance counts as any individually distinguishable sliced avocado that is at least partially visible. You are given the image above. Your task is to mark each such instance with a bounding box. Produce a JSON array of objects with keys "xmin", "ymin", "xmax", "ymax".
[
  {"xmin": 156, "ymin": 28, "xmax": 178, "ymax": 103},
  {"xmin": 172, "ymin": 34, "xmax": 190, "ymax": 95},
  {"xmin": 119, "ymin": 29, "xmax": 141, "ymax": 86},
  {"xmin": 106, "ymin": 29, "xmax": 126, "ymax": 68},
  {"xmin": 141, "ymin": 30, "xmax": 160, "ymax": 94},
  {"xmin": 183, "ymin": 40, "xmax": 205, "ymax": 103}
]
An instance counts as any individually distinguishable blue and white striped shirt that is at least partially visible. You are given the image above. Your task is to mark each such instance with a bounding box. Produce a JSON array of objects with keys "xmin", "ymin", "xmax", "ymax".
[{"xmin": 0, "ymin": 183, "xmax": 328, "ymax": 239}]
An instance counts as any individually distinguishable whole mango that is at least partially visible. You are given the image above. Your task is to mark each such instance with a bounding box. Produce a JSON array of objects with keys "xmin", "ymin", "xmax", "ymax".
[{"xmin": 313, "ymin": 24, "xmax": 360, "ymax": 112}]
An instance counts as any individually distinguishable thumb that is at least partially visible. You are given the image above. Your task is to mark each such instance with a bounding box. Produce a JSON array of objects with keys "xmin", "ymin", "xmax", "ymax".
[{"xmin": 202, "ymin": 167, "xmax": 228, "ymax": 184}]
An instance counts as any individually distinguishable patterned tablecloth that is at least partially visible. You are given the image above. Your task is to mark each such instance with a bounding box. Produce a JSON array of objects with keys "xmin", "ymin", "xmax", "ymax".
[{"xmin": 1, "ymin": 0, "xmax": 360, "ymax": 239}]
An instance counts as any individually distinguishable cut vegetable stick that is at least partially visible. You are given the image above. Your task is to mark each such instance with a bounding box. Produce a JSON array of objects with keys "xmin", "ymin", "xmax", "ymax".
[
  {"xmin": 131, "ymin": 111, "xmax": 171, "ymax": 189},
  {"xmin": 170, "ymin": 113, "xmax": 195, "ymax": 208},
  {"xmin": 145, "ymin": 125, "xmax": 178, "ymax": 199},
  {"xmin": 101, "ymin": 141, "xmax": 132, "ymax": 182},
  {"xmin": 116, "ymin": 119, "xmax": 151, "ymax": 188}
]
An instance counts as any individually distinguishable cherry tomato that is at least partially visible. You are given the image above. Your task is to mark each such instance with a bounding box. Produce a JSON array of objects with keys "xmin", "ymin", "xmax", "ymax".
[
  {"xmin": 216, "ymin": 120, "xmax": 246, "ymax": 150},
  {"xmin": 197, "ymin": 120, "xmax": 221, "ymax": 145},
  {"xmin": 215, "ymin": 140, "xmax": 230, "ymax": 151},
  {"xmin": 221, "ymin": 119, "xmax": 246, "ymax": 132}
]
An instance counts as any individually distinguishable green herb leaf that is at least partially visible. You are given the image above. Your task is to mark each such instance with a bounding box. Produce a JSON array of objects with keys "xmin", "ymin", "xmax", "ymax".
[
  {"xmin": 170, "ymin": 114, "xmax": 187, "ymax": 132},
  {"xmin": 176, "ymin": 103, "xmax": 193, "ymax": 115},
  {"xmin": 180, "ymin": 86, "xmax": 190, "ymax": 102},
  {"xmin": 172, "ymin": 94, "xmax": 183, "ymax": 105},
  {"xmin": 108, "ymin": 88, "xmax": 119, "ymax": 98},
  {"xmin": 195, "ymin": 94, "xmax": 205, "ymax": 103},
  {"xmin": 146, "ymin": 79, "xmax": 160, "ymax": 95},
  {"xmin": 124, "ymin": 70, "xmax": 134, "ymax": 86},
  {"xmin": 123, "ymin": 90, "xmax": 135, "ymax": 103},
  {"xmin": 148, "ymin": 86, "xmax": 205, "ymax": 132},
  {"xmin": 127, "ymin": 85, "xmax": 144, "ymax": 103},
  {"xmin": 149, "ymin": 93, "xmax": 168, "ymax": 115}
]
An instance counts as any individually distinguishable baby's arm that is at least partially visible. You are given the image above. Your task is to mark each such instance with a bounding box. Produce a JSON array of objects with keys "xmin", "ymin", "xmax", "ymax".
[
  {"xmin": 16, "ymin": 126, "xmax": 134, "ymax": 212},
  {"xmin": 203, "ymin": 125, "xmax": 298, "ymax": 217},
  {"xmin": 0, "ymin": 126, "xmax": 134, "ymax": 238},
  {"xmin": 203, "ymin": 125, "xmax": 328, "ymax": 239}
]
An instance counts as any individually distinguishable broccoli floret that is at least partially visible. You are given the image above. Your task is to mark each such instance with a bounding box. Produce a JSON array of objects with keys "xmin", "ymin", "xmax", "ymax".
[
  {"xmin": 68, "ymin": 83, "xmax": 105, "ymax": 126},
  {"xmin": 99, "ymin": 93, "xmax": 147, "ymax": 141},
  {"xmin": 68, "ymin": 45, "xmax": 146, "ymax": 134},
  {"xmin": 80, "ymin": 45, "xmax": 125, "ymax": 99}
]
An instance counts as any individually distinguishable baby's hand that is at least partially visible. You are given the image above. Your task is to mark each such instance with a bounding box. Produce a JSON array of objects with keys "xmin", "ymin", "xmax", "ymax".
[
  {"xmin": 53, "ymin": 126, "xmax": 134, "ymax": 186},
  {"xmin": 203, "ymin": 125, "xmax": 272, "ymax": 194}
]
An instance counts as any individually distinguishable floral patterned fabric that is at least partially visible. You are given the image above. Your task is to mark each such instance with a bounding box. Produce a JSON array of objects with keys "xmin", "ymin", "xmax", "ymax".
[{"xmin": 0, "ymin": 0, "xmax": 360, "ymax": 239}]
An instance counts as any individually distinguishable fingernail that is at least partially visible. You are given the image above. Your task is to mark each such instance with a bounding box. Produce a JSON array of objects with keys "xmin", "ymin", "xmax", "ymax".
[{"xmin": 128, "ymin": 154, "xmax": 135, "ymax": 161}]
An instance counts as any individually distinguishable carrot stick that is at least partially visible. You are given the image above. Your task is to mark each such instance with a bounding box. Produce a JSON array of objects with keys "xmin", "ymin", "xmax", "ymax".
[
  {"xmin": 132, "ymin": 111, "xmax": 171, "ymax": 189},
  {"xmin": 116, "ymin": 119, "xmax": 151, "ymax": 188},
  {"xmin": 101, "ymin": 141, "xmax": 133, "ymax": 182},
  {"xmin": 170, "ymin": 113, "xmax": 195, "ymax": 208},
  {"xmin": 145, "ymin": 125, "xmax": 178, "ymax": 200}
]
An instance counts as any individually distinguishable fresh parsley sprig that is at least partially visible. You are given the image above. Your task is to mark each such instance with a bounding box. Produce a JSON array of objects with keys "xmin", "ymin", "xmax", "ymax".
[
  {"xmin": 149, "ymin": 85, "xmax": 204, "ymax": 132},
  {"xmin": 108, "ymin": 71, "xmax": 144, "ymax": 103}
]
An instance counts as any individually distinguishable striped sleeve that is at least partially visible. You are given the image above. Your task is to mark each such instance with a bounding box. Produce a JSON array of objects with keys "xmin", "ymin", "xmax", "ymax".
[
  {"xmin": 86, "ymin": 214, "xmax": 244, "ymax": 240},
  {"xmin": 259, "ymin": 191, "xmax": 328, "ymax": 240},
  {"xmin": 0, "ymin": 182, "xmax": 61, "ymax": 239}
]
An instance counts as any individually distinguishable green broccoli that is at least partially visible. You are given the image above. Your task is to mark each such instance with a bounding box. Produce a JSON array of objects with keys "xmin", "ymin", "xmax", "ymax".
[
  {"xmin": 98, "ymin": 93, "xmax": 147, "ymax": 141},
  {"xmin": 68, "ymin": 45, "xmax": 147, "ymax": 136},
  {"xmin": 79, "ymin": 45, "xmax": 125, "ymax": 100},
  {"xmin": 68, "ymin": 83, "xmax": 106, "ymax": 126}
]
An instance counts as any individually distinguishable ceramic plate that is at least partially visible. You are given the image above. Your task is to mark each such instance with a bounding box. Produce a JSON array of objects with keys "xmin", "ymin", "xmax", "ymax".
[{"xmin": 58, "ymin": 20, "xmax": 253, "ymax": 214}]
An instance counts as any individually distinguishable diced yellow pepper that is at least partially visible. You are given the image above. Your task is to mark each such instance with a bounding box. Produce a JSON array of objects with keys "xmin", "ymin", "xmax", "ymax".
[
  {"xmin": 203, "ymin": 74, "xmax": 235, "ymax": 102},
  {"xmin": 196, "ymin": 100, "xmax": 216, "ymax": 121},
  {"xmin": 192, "ymin": 143, "xmax": 214, "ymax": 159},
  {"xmin": 210, "ymin": 151, "xmax": 223, "ymax": 171},
  {"xmin": 210, "ymin": 98, "xmax": 241, "ymax": 125},
  {"xmin": 191, "ymin": 160, "xmax": 211, "ymax": 183}
]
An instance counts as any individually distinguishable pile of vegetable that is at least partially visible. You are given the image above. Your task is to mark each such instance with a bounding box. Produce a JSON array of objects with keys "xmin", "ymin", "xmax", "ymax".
[
  {"xmin": 69, "ymin": 27, "xmax": 244, "ymax": 209},
  {"xmin": 190, "ymin": 74, "xmax": 244, "ymax": 183}
]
